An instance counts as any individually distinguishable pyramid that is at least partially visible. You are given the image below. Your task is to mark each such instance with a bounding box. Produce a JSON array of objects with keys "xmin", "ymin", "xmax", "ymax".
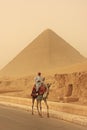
[{"xmin": 0, "ymin": 29, "xmax": 86, "ymax": 76}]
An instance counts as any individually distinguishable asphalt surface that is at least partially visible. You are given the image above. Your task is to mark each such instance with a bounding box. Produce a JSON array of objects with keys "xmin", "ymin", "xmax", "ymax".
[{"xmin": 0, "ymin": 105, "xmax": 86, "ymax": 130}]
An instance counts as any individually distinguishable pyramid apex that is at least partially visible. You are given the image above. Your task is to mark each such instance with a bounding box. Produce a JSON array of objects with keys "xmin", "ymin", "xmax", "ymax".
[
  {"xmin": 43, "ymin": 28, "xmax": 54, "ymax": 33},
  {"xmin": 45, "ymin": 28, "xmax": 52, "ymax": 31}
]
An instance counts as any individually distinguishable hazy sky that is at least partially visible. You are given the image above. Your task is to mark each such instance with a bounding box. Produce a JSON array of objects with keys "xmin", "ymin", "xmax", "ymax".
[{"xmin": 0, "ymin": 0, "xmax": 87, "ymax": 69}]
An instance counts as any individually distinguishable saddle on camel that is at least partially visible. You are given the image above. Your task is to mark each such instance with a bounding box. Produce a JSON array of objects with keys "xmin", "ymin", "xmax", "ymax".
[{"xmin": 31, "ymin": 82, "xmax": 47, "ymax": 99}]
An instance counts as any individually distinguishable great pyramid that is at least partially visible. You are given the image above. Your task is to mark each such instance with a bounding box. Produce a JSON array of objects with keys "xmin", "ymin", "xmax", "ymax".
[{"xmin": 0, "ymin": 29, "xmax": 86, "ymax": 76}]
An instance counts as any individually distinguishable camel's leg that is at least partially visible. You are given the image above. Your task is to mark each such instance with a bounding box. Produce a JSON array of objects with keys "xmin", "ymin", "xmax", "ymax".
[
  {"xmin": 37, "ymin": 100, "xmax": 42, "ymax": 117},
  {"xmin": 32, "ymin": 98, "xmax": 35, "ymax": 115},
  {"xmin": 39, "ymin": 101, "xmax": 42, "ymax": 117},
  {"xmin": 44, "ymin": 99, "xmax": 49, "ymax": 117},
  {"xmin": 37, "ymin": 100, "xmax": 40, "ymax": 115}
]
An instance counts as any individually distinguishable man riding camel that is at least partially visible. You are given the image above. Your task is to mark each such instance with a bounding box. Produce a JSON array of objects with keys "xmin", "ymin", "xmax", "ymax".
[{"xmin": 34, "ymin": 72, "xmax": 44, "ymax": 92}]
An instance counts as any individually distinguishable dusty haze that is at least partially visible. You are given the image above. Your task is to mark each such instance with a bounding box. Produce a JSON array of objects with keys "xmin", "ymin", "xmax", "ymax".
[{"xmin": 0, "ymin": 0, "xmax": 87, "ymax": 69}]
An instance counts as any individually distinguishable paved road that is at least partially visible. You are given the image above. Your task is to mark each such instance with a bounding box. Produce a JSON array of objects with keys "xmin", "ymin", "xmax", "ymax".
[{"xmin": 0, "ymin": 105, "xmax": 86, "ymax": 130}]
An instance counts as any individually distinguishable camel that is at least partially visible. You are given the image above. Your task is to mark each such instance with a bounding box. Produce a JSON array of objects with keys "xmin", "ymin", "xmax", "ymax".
[{"xmin": 31, "ymin": 83, "xmax": 51, "ymax": 117}]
